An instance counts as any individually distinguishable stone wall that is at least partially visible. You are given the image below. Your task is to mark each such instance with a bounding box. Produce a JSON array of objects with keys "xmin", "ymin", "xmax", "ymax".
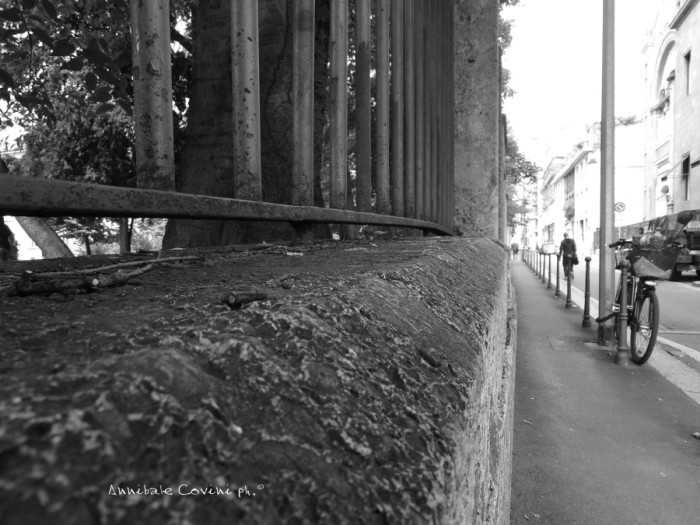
[
  {"xmin": 453, "ymin": 0, "xmax": 503, "ymax": 238},
  {"xmin": 0, "ymin": 236, "xmax": 515, "ymax": 524}
]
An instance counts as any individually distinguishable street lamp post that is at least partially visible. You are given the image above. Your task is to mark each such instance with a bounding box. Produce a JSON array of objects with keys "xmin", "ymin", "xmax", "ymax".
[{"xmin": 599, "ymin": 0, "xmax": 616, "ymax": 346}]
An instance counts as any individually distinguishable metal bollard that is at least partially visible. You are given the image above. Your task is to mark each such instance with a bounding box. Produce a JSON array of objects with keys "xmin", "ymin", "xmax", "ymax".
[
  {"xmin": 541, "ymin": 252, "xmax": 545, "ymax": 280},
  {"xmin": 616, "ymin": 260, "xmax": 631, "ymax": 365},
  {"xmin": 582, "ymin": 256, "xmax": 591, "ymax": 327},
  {"xmin": 547, "ymin": 254, "xmax": 552, "ymax": 288},
  {"xmin": 555, "ymin": 254, "xmax": 561, "ymax": 298},
  {"xmin": 541, "ymin": 253, "xmax": 547, "ymax": 283},
  {"xmin": 565, "ymin": 261, "xmax": 572, "ymax": 308},
  {"xmin": 540, "ymin": 252, "xmax": 545, "ymax": 280}
]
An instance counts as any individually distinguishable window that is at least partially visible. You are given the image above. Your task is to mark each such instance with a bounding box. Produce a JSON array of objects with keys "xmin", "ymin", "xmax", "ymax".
[
  {"xmin": 685, "ymin": 51, "xmax": 692, "ymax": 94},
  {"xmin": 682, "ymin": 154, "xmax": 690, "ymax": 200}
]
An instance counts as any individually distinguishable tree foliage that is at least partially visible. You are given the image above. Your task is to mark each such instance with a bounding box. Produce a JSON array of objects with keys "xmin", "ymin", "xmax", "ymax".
[
  {"xmin": 0, "ymin": 0, "xmax": 132, "ymax": 126},
  {"xmin": 0, "ymin": 0, "xmax": 192, "ymax": 128},
  {"xmin": 11, "ymin": 64, "xmax": 135, "ymax": 184},
  {"xmin": 505, "ymin": 133, "xmax": 539, "ymax": 229},
  {"xmin": 0, "ymin": 0, "xmax": 192, "ymax": 253}
]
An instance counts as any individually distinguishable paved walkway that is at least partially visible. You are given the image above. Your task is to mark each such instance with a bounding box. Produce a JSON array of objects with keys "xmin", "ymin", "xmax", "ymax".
[{"xmin": 510, "ymin": 259, "xmax": 700, "ymax": 525}]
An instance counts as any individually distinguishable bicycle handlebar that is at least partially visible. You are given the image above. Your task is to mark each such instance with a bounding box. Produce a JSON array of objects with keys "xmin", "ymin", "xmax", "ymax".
[
  {"xmin": 607, "ymin": 238, "xmax": 684, "ymax": 249},
  {"xmin": 608, "ymin": 239, "xmax": 627, "ymax": 248}
]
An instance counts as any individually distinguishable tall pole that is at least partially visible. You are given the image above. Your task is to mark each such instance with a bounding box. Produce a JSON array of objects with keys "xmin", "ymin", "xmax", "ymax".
[{"xmin": 599, "ymin": 0, "xmax": 616, "ymax": 346}]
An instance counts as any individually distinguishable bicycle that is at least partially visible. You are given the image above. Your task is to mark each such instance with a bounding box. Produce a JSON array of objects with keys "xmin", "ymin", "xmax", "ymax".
[{"xmin": 596, "ymin": 238, "xmax": 679, "ymax": 364}]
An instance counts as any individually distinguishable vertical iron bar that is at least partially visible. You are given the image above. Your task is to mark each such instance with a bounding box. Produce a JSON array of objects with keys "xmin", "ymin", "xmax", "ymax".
[
  {"xmin": 329, "ymin": 0, "xmax": 349, "ymax": 211},
  {"xmin": 390, "ymin": 0, "xmax": 404, "ymax": 217},
  {"xmin": 435, "ymin": 0, "xmax": 443, "ymax": 225},
  {"xmin": 438, "ymin": 0, "xmax": 446, "ymax": 227},
  {"xmin": 441, "ymin": 0, "xmax": 449, "ymax": 227},
  {"xmin": 555, "ymin": 254, "xmax": 561, "ymax": 297},
  {"xmin": 423, "ymin": 0, "xmax": 433, "ymax": 222},
  {"xmin": 231, "ymin": 0, "xmax": 262, "ymax": 200},
  {"xmin": 414, "ymin": 0, "xmax": 425, "ymax": 219},
  {"xmin": 430, "ymin": 1, "xmax": 437, "ymax": 222},
  {"xmin": 447, "ymin": 0, "xmax": 455, "ymax": 231},
  {"xmin": 129, "ymin": 0, "xmax": 174, "ymax": 190},
  {"xmin": 403, "ymin": 0, "xmax": 415, "ymax": 218},
  {"xmin": 356, "ymin": 0, "xmax": 372, "ymax": 212},
  {"xmin": 292, "ymin": 0, "xmax": 315, "ymax": 206},
  {"xmin": 376, "ymin": 0, "xmax": 391, "ymax": 215},
  {"xmin": 547, "ymin": 254, "xmax": 552, "ymax": 288},
  {"xmin": 432, "ymin": 0, "xmax": 439, "ymax": 224}
]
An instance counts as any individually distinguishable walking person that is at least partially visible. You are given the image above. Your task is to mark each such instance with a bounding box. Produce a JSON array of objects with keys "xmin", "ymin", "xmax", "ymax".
[{"xmin": 558, "ymin": 232, "xmax": 577, "ymax": 280}]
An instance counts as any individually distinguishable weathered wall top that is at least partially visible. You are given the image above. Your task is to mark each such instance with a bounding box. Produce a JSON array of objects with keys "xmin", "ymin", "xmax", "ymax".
[{"xmin": 0, "ymin": 236, "xmax": 514, "ymax": 524}]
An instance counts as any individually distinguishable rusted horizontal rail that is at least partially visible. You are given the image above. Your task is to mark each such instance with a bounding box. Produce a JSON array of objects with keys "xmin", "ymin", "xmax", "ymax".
[{"xmin": 0, "ymin": 176, "xmax": 452, "ymax": 236}]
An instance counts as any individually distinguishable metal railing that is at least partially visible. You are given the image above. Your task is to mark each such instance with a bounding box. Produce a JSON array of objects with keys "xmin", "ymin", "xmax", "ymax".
[{"xmin": 1, "ymin": 0, "xmax": 456, "ymax": 237}]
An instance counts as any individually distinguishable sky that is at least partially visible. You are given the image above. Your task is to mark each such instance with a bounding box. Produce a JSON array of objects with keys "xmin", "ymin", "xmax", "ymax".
[{"xmin": 501, "ymin": 0, "xmax": 654, "ymax": 166}]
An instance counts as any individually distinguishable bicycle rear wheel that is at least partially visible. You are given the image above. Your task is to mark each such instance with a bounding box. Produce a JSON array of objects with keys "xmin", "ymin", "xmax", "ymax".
[{"xmin": 630, "ymin": 290, "xmax": 659, "ymax": 365}]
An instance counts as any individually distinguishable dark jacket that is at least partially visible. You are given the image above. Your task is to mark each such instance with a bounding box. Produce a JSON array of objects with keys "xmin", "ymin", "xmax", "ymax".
[{"xmin": 559, "ymin": 237, "xmax": 576, "ymax": 258}]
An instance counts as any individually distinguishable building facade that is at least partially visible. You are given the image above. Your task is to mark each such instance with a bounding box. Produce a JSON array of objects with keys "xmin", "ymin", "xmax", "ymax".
[
  {"xmin": 538, "ymin": 122, "xmax": 645, "ymax": 257},
  {"xmin": 643, "ymin": 0, "xmax": 700, "ymax": 218}
]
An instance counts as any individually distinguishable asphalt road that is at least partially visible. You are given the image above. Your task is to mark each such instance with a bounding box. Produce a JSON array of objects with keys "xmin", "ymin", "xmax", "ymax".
[{"xmin": 511, "ymin": 260, "xmax": 700, "ymax": 524}]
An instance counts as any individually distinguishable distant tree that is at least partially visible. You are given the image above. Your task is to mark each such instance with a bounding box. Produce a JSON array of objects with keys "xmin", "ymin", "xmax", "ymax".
[{"xmin": 504, "ymin": 132, "xmax": 539, "ymax": 228}]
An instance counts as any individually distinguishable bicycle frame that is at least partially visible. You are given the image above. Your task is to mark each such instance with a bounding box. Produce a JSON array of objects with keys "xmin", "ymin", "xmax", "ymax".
[{"xmin": 612, "ymin": 274, "xmax": 656, "ymax": 319}]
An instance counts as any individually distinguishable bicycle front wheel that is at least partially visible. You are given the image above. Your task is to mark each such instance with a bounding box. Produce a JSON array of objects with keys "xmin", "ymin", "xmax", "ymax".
[{"xmin": 630, "ymin": 290, "xmax": 659, "ymax": 365}]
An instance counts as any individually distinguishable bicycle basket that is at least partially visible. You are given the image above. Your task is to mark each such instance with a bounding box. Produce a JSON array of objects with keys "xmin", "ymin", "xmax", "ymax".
[{"xmin": 626, "ymin": 243, "xmax": 680, "ymax": 279}]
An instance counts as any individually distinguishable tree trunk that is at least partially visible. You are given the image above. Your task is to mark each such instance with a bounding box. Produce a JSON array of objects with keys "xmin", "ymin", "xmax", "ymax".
[
  {"xmin": 0, "ymin": 216, "xmax": 18, "ymax": 261},
  {"xmin": 119, "ymin": 217, "xmax": 131, "ymax": 254},
  {"xmin": 162, "ymin": 0, "xmax": 330, "ymax": 249},
  {"xmin": 15, "ymin": 216, "xmax": 74, "ymax": 259}
]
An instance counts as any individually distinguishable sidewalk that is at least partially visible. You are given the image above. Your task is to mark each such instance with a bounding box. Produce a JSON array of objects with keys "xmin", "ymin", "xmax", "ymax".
[
  {"xmin": 548, "ymin": 256, "xmax": 700, "ymax": 407},
  {"xmin": 510, "ymin": 259, "xmax": 700, "ymax": 525}
]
